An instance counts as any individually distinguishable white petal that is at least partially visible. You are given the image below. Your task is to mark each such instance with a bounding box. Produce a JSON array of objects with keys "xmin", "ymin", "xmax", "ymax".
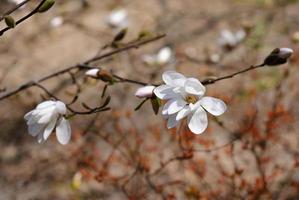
[
  {"xmin": 29, "ymin": 106, "xmax": 56, "ymax": 124},
  {"xmin": 27, "ymin": 113, "xmax": 43, "ymax": 125},
  {"xmin": 56, "ymin": 117, "xmax": 71, "ymax": 145},
  {"xmin": 162, "ymin": 71, "xmax": 186, "ymax": 87},
  {"xmin": 184, "ymin": 78, "xmax": 206, "ymax": 96},
  {"xmin": 43, "ymin": 118, "xmax": 57, "ymax": 140},
  {"xmin": 176, "ymin": 105, "xmax": 191, "ymax": 121},
  {"xmin": 200, "ymin": 97, "xmax": 227, "ymax": 116},
  {"xmin": 24, "ymin": 111, "xmax": 33, "ymax": 120},
  {"xmin": 28, "ymin": 123, "xmax": 45, "ymax": 137},
  {"xmin": 162, "ymin": 100, "xmax": 172, "ymax": 116},
  {"xmin": 189, "ymin": 102, "xmax": 201, "ymax": 112},
  {"xmin": 167, "ymin": 113, "xmax": 180, "ymax": 129},
  {"xmin": 37, "ymin": 133, "xmax": 45, "ymax": 144},
  {"xmin": 55, "ymin": 101, "xmax": 67, "ymax": 115},
  {"xmin": 33, "ymin": 104, "xmax": 55, "ymax": 114},
  {"xmin": 187, "ymin": 107, "xmax": 208, "ymax": 134},
  {"xmin": 37, "ymin": 112, "xmax": 54, "ymax": 124},
  {"xmin": 154, "ymin": 85, "xmax": 178, "ymax": 100},
  {"xmin": 167, "ymin": 98, "xmax": 186, "ymax": 115},
  {"xmin": 157, "ymin": 47, "xmax": 172, "ymax": 64},
  {"xmin": 36, "ymin": 100, "xmax": 56, "ymax": 109}
]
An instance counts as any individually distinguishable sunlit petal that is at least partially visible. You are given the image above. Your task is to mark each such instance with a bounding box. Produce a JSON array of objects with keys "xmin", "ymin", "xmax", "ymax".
[
  {"xmin": 167, "ymin": 98, "xmax": 187, "ymax": 115},
  {"xmin": 184, "ymin": 78, "xmax": 205, "ymax": 96},
  {"xmin": 162, "ymin": 71, "xmax": 186, "ymax": 87},
  {"xmin": 200, "ymin": 97, "xmax": 227, "ymax": 116},
  {"xmin": 55, "ymin": 117, "xmax": 71, "ymax": 145},
  {"xmin": 187, "ymin": 107, "xmax": 208, "ymax": 134}
]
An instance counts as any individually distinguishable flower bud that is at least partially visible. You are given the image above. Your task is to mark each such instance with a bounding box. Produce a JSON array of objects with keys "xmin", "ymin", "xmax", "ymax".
[
  {"xmin": 98, "ymin": 70, "xmax": 114, "ymax": 82},
  {"xmin": 135, "ymin": 85, "xmax": 155, "ymax": 98},
  {"xmin": 113, "ymin": 28, "xmax": 127, "ymax": 42},
  {"xmin": 38, "ymin": 0, "xmax": 55, "ymax": 13},
  {"xmin": 85, "ymin": 68, "xmax": 100, "ymax": 78},
  {"xmin": 4, "ymin": 16, "xmax": 15, "ymax": 28},
  {"xmin": 264, "ymin": 47, "xmax": 294, "ymax": 66}
]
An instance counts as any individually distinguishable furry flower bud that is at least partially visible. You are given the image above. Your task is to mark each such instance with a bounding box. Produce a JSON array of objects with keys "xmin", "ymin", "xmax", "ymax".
[
  {"xmin": 85, "ymin": 68, "xmax": 100, "ymax": 78},
  {"xmin": 264, "ymin": 47, "xmax": 294, "ymax": 66},
  {"xmin": 135, "ymin": 86, "xmax": 155, "ymax": 98}
]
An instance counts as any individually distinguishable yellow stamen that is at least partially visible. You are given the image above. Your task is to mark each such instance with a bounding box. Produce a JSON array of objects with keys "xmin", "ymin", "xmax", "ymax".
[{"xmin": 186, "ymin": 95, "xmax": 197, "ymax": 104}]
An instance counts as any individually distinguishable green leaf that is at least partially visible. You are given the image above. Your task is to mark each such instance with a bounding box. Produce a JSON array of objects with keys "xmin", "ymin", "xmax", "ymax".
[{"xmin": 151, "ymin": 97, "xmax": 160, "ymax": 115}]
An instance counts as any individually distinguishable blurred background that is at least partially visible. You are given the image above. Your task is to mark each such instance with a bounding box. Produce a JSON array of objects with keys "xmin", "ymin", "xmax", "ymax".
[{"xmin": 1, "ymin": 0, "xmax": 299, "ymax": 199}]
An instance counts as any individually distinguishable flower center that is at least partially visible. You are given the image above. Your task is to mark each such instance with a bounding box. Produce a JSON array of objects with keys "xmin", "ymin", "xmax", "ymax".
[{"xmin": 185, "ymin": 95, "xmax": 198, "ymax": 104}]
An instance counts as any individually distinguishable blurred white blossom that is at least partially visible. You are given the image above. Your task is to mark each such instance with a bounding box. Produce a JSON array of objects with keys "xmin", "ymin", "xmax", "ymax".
[
  {"xmin": 8, "ymin": 0, "xmax": 23, "ymax": 4},
  {"xmin": 135, "ymin": 85, "xmax": 155, "ymax": 98},
  {"xmin": 24, "ymin": 100, "xmax": 71, "ymax": 145},
  {"xmin": 218, "ymin": 29, "xmax": 246, "ymax": 49},
  {"xmin": 50, "ymin": 16, "xmax": 64, "ymax": 28},
  {"xmin": 209, "ymin": 53, "xmax": 221, "ymax": 64},
  {"xmin": 8, "ymin": 0, "xmax": 26, "ymax": 9},
  {"xmin": 154, "ymin": 71, "xmax": 226, "ymax": 134},
  {"xmin": 142, "ymin": 47, "xmax": 172, "ymax": 66},
  {"xmin": 106, "ymin": 9, "xmax": 128, "ymax": 29}
]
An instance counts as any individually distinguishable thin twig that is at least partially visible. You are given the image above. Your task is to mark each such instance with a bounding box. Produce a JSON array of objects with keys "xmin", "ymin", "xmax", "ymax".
[
  {"xmin": 0, "ymin": 0, "xmax": 47, "ymax": 36},
  {"xmin": 0, "ymin": 34, "xmax": 166, "ymax": 101},
  {"xmin": 0, "ymin": 0, "xmax": 31, "ymax": 21},
  {"xmin": 201, "ymin": 63, "xmax": 265, "ymax": 85}
]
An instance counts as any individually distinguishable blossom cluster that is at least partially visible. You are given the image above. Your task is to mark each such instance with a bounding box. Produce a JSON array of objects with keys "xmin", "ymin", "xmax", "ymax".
[{"xmin": 24, "ymin": 47, "xmax": 294, "ymax": 144}]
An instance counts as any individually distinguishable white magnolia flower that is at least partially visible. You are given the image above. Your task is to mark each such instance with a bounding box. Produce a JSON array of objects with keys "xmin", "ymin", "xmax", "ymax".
[
  {"xmin": 218, "ymin": 29, "xmax": 246, "ymax": 49},
  {"xmin": 24, "ymin": 100, "xmax": 71, "ymax": 145},
  {"xmin": 50, "ymin": 16, "xmax": 64, "ymax": 28},
  {"xmin": 154, "ymin": 71, "xmax": 227, "ymax": 134},
  {"xmin": 142, "ymin": 47, "xmax": 172, "ymax": 66},
  {"xmin": 106, "ymin": 9, "xmax": 128, "ymax": 28},
  {"xmin": 135, "ymin": 85, "xmax": 155, "ymax": 98}
]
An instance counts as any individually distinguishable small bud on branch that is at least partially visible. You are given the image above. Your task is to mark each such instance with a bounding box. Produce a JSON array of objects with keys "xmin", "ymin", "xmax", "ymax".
[
  {"xmin": 263, "ymin": 47, "xmax": 294, "ymax": 66},
  {"xmin": 4, "ymin": 16, "xmax": 16, "ymax": 28},
  {"xmin": 135, "ymin": 86, "xmax": 156, "ymax": 98},
  {"xmin": 38, "ymin": 0, "xmax": 55, "ymax": 13}
]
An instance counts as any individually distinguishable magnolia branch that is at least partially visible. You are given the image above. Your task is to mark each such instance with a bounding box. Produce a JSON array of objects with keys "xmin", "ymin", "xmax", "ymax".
[
  {"xmin": 0, "ymin": 0, "xmax": 48, "ymax": 36},
  {"xmin": 0, "ymin": 34, "xmax": 166, "ymax": 101},
  {"xmin": 34, "ymin": 82, "xmax": 110, "ymax": 116},
  {"xmin": 201, "ymin": 63, "xmax": 265, "ymax": 85},
  {"xmin": 0, "ymin": 0, "xmax": 31, "ymax": 21}
]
